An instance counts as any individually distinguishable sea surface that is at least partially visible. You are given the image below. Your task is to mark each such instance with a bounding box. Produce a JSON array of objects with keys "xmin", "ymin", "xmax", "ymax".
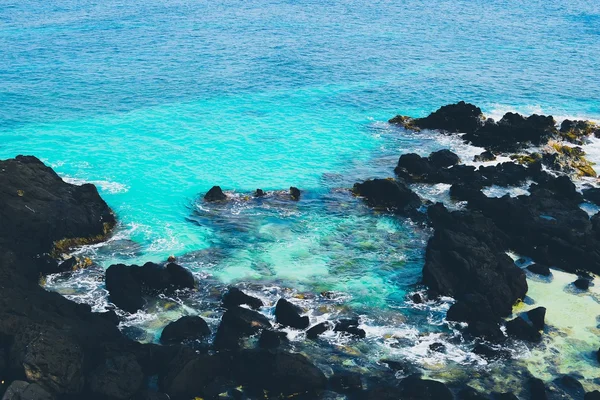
[{"xmin": 1, "ymin": 0, "xmax": 600, "ymax": 394}]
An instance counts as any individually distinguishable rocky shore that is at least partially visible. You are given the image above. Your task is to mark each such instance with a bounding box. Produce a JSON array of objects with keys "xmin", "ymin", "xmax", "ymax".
[{"xmin": 1, "ymin": 103, "xmax": 599, "ymax": 400}]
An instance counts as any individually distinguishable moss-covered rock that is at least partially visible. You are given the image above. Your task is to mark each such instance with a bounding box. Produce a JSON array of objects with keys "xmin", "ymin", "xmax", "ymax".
[{"xmin": 559, "ymin": 119, "xmax": 600, "ymax": 144}]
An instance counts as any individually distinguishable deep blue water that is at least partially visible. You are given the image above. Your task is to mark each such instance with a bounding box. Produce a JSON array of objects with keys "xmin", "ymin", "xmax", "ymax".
[{"xmin": 2, "ymin": 0, "xmax": 600, "ymax": 391}]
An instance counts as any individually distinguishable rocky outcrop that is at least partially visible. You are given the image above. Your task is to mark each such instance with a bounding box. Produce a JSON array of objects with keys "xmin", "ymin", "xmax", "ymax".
[
  {"xmin": 105, "ymin": 262, "xmax": 195, "ymax": 313},
  {"xmin": 353, "ymin": 178, "xmax": 421, "ymax": 215},
  {"xmin": 204, "ymin": 186, "xmax": 227, "ymax": 201},
  {"xmin": 389, "ymin": 101, "xmax": 484, "ymax": 135},
  {"xmin": 559, "ymin": 119, "xmax": 600, "ymax": 144}
]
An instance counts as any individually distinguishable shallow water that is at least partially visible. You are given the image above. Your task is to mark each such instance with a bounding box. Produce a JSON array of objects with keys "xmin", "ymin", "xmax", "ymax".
[{"xmin": 2, "ymin": 0, "xmax": 600, "ymax": 393}]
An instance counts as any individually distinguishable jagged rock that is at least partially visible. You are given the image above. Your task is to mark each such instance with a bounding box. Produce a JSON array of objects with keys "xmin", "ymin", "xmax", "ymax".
[
  {"xmin": 204, "ymin": 186, "xmax": 227, "ymax": 201},
  {"xmin": 429, "ymin": 149, "xmax": 460, "ymax": 168},
  {"xmin": 222, "ymin": 287, "xmax": 263, "ymax": 310},
  {"xmin": 275, "ymin": 299, "xmax": 309, "ymax": 329},
  {"xmin": 527, "ymin": 264, "xmax": 551, "ymax": 276},
  {"xmin": 353, "ymin": 178, "xmax": 421, "ymax": 215},
  {"xmin": 429, "ymin": 342, "xmax": 446, "ymax": 352},
  {"xmin": 160, "ymin": 316, "xmax": 211, "ymax": 345},
  {"xmin": 542, "ymin": 143, "xmax": 596, "ymax": 177},
  {"xmin": 213, "ymin": 307, "xmax": 271, "ymax": 350},
  {"xmin": 527, "ymin": 307, "xmax": 546, "ymax": 331},
  {"xmin": 89, "ymin": 354, "xmax": 144, "ymax": 399},
  {"xmin": 306, "ymin": 322, "xmax": 332, "ymax": 339},
  {"xmin": 560, "ymin": 119, "xmax": 600, "ymax": 144},
  {"xmin": 506, "ymin": 317, "xmax": 541, "ymax": 342}
]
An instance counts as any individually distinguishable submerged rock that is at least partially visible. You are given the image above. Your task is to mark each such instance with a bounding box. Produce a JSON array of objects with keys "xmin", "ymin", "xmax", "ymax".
[
  {"xmin": 353, "ymin": 178, "xmax": 421, "ymax": 215},
  {"xmin": 204, "ymin": 185, "xmax": 227, "ymax": 201},
  {"xmin": 275, "ymin": 298, "xmax": 309, "ymax": 329},
  {"xmin": 160, "ymin": 316, "xmax": 211, "ymax": 345}
]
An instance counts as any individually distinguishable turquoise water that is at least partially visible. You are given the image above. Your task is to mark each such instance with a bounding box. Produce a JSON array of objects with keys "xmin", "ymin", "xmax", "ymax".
[{"xmin": 2, "ymin": 0, "xmax": 600, "ymax": 391}]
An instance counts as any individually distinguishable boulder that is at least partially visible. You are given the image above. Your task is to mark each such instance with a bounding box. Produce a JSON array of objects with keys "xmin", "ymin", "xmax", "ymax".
[
  {"xmin": 105, "ymin": 264, "xmax": 144, "ymax": 313},
  {"xmin": 232, "ymin": 349, "xmax": 327, "ymax": 397},
  {"xmin": 353, "ymin": 179, "xmax": 421, "ymax": 215},
  {"xmin": 222, "ymin": 287, "xmax": 263, "ymax": 310},
  {"xmin": 204, "ymin": 186, "xmax": 226, "ymax": 201},
  {"xmin": 160, "ymin": 316, "xmax": 211, "ymax": 345},
  {"xmin": 505, "ymin": 317, "xmax": 541, "ymax": 342},
  {"xmin": 89, "ymin": 354, "xmax": 144, "ymax": 400},
  {"xmin": 429, "ymin": 149, "xmax": 460, "ymax": 168},
  {"xmin": 254, "ymin": 189, "xmax": 266, "ymax": 197},
  {"xmin": 213, "ymin": 307, "xmax": 271, "ymax": 350},
  {"xmin": 553, "ymin": 375, "xmax": 584, "ymax": 399},
  {"xmin": 275, "ymin": 299, "xmax": 309, "ymax": 329},
  {"xmin": 527, "ymin": 264, "xmax": 551, "ymax": 276},
  {"xmin": 1, "ymin": 381, "xmax": 53, "ymax": 400},
  {"xmin": 560, "ymin": 119, "xmax": 600, "ymax": 144},
  {"xmin": 529, "ymin": 377, "xmax": 548, "ymax": 400},
  {"xmin": 583, "ymin": 187, "xmax": 600, "ymax": 206},
  {"xmin": 527, "ymin": 307, "xmax": 546, "ymax": 331},
  {"xmin": 306, "ymin": 322, "xmax": 332, "ymax": 339},
  {"xmin": 22, "ymin": 331, "xmax": 84, "ymax": 394},
  {"xmin": 493, "ymin": 393, "xmax": 518, "ymax": 400},
  {"xmin": 334, "ymin": 318, "xmax": 366, "ymax": 338}
]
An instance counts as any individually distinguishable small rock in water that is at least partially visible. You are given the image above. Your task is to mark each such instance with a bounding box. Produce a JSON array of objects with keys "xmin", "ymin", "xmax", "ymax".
[
  {"xmin": 222, "ymin": 287, "xmax": 263, "ymax": 310},
  {"xmin": 429, "ymin": 342, "xmax": 446, "ymax": 353},
  {"xmin": 334, "ymin": 318, "xmax": 366, "ymax": 338},
  {"xmin": 275, "ymin": 298, "xmax": 309, "ymax": 329},
  {"xmin": 527, "ymin": 263, "xmax": 551, "ymax": 276},
  {"xmin": 411, "ymin": 293, "xmax": 423, "ymax": 304},
  {"xmin": 289, "ymin": 186, "xmax": 301, "ymax": 200},
  {"xmin": 306, "ymin": 321, "xmax": 332, "ymax": 339},
  {"xmin": 527, "ymin": 307, "xmax": 546, "ymax": 331},
  {"xmin": 167, "ymin": 254, "xmax": 176, "ymax": 262},
  {"xmin": 204, "ymin": 185, "xmax": 227, "ymax": 201},
  {"xmin": 472, "ymin": 343, "xmax": 510, "ymax": 360},
  {"xmin": 254, "ymin": 188, "xmax": 266, "ymax": 197},
  {"xmin": 574, "ymin": 278, "xmax": 590, "ymax": 290}
]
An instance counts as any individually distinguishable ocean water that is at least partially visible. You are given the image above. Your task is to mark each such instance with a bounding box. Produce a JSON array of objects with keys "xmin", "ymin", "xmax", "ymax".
[{"xmin": 2, "ymin": 0, "xmax": 600, "ymax": 393}]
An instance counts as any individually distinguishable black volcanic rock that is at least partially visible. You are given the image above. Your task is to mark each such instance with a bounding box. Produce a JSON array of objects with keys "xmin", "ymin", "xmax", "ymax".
[
  {"xmin": 390, "ymin": 101, "xmax": 484, "ymax": 135},
  {"xmin": 89, "ymin": 354, "xmax": 144, "ymax": 399},
  {"xmin": 275, "ymin": 299, "xmax": 309, "ymax": 329},
  {"xmin": 290, "ymin": 186, "xmax": 301, "ymax": 200},
  {"xmin": 586, "ymin": 391, "xmax": 600, "ymax": 400},
  {"xmin": 582, "ymin": 187, "xmax": 600, "ymax": 206},
  {"xmin": 105, "ymin": 262, "xmax": 195, "ymax": 313},
  {"xmin": 398, "ymin": 375, "xmax": 454, "ymax": 400},
  {"xmin": 459, "ymin": 386, "xmax": 490, "ymax": 400},
  {"xmin": 258, "ymin": 329, "xmax": 287, "ymax": 349},
  {"xmin": 306, "ymin": 322, "xmax": 332, "ymax": 339},
  {"xmin": 353, "ymin": 178, "xmax": 421, "ymax": 214},
  {"xmin": 527, "ymin": 264, "xmax": 551, "ymax": 276},
  {"xmin": 429, "ymin": 149, "xmax": 461, "ymax": 168},
  {"xmin": 204, "ymin": 186, "xmax": 227, "ymax": 201},
  {"xmin": 160, "ymin": 316, "xmax": 211, "ymax": 345},
  {"xmin": 527, "ymin": 307, "xmax": 546, "ymax": 331},
  {"xmin": 214, "ymin": 307, "xmax": 271, "ymax": 350},
  {"xmin": 0, "ymin": 155, "xmax": 115, "ymax": 259},
  {"xmin": 222, "ymin": 287, "xmax": 263, "ymax": 310},
  {"xmin": 506, "ymin": 316, "xmax": 541, "ymax": 342},
  {"xmin": 574, "ymin": 278, "xmax": 590, "ymax": 290},
  {"xmin": 474, "ymin": 151, "xmax": 496, "ymax": 162},
  {"xmin": 529, "ymin": 377, "xmax": 548, "ymax": 400},
  {"xmin": 424, "ymin": 203, "xmax": 526, "ymax": 322}
]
